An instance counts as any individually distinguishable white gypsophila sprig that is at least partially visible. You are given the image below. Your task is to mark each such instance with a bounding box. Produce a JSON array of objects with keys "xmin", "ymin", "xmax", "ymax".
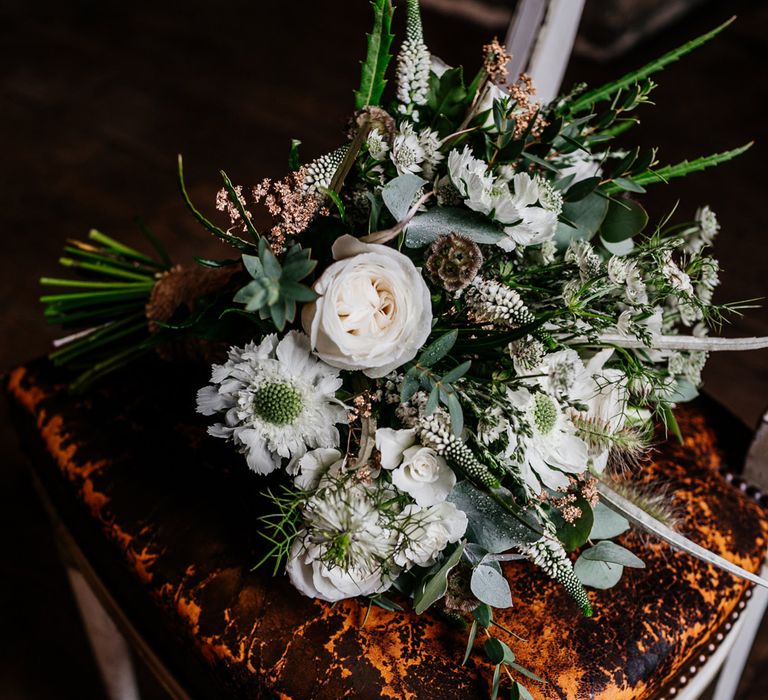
[
  {"xmin": 396, "ymin": 0, "xmax": 430, "ymax": 118},
  {"xmin": 196, "ymin": 332, "xmax": 347, "ymax": 474}
]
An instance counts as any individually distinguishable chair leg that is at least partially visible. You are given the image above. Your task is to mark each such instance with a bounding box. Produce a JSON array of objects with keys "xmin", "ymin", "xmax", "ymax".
[
  {"xmin": 712, "ymin": 580, "xmax": 768, "ymax": 700},
  {"xmin": 67, "ymin": 567, "xmax": 142, "ymax": 700}
]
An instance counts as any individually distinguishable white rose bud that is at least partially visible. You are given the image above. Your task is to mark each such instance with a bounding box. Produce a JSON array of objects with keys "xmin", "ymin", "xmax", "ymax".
[
  {"xmin": 302, "ymin": 235, "xmax": 433, "ymax": 378},
  {"xmin": 375, "ymin": 427, "xmax": 417, "ymax": 470},
  {"xmin": 391, "ymin": 445, "xmax": 456, "ymax": 506}
]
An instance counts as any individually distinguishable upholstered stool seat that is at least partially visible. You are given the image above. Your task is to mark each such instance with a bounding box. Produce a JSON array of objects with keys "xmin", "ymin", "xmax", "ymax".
[{"xmin": 5, "ymin": 358, "xmax": 767, "ymax": 699}]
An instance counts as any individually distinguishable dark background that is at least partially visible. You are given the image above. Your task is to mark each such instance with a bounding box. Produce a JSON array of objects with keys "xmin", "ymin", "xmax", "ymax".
[{"xmin": 1, "ymin": 1, "xmax": 766, "ymax": 697}]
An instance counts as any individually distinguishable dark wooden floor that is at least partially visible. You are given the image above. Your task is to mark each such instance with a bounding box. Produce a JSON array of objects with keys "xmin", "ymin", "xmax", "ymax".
[{"xmin": 1, "ymin": 1, "xmax": 767, "ymax": 698}]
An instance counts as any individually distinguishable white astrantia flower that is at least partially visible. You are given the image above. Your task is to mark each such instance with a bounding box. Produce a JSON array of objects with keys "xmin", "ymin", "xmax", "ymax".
[
  {"xmin": 685, "ymin": 205, "xmax": 720, "ymax": 254},
  {"xmin": 535, "ymin": 176, "xmax": 563, "ymax": 216},
  {"xmin": 566, "ymin": 239, "xmax": 601, "ymax": 282},
  {"xmin": 607, "ymin": 255, "xmax": 629, "ymax": 285},
  {"xmin": 660, "ymin": 251, "xmax": 694, "ymax": 295},
  {"xmin": 393, "ymin": 502, "xmax": 468, "ymax": 568},
  {"xmin": 624, "ymin": 260, "xmax": 648, "ymax": 305},
  {"xmin": 196, "ymin": 332, "xmax": 347, "ymax": 475},
  {"xmin": 287, "ymin": 480, "xmax": 397, "ymax": 602},
  {"xmin": 391, "ymin": 122, "xmax": 426, "ymax": 175},
  {"xmin": 390, "ymin": 445, "xmax": 456, "ymax": 507},
  {"xmin": 418, "ymin": 126, "xmax": 444, "ymax": 179},
  {"xmin": 366, "ymin": 129, "xmax": 389, "ymax": 161},
  {"xmin": 499, "ymin": 173, "xmax": 559, "ymax": 251},
  {"xmin": 505, "ymin": 387, "xmax": 588, "ymax": 493}
]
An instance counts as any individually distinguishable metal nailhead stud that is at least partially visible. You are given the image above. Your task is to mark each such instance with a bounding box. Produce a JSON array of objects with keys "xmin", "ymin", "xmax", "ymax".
[
  {"xmin": 709, "ymin": 643, "xmax": 716, "ymax": 651},
  {"xmin": 680, "ymin": 676, "xmax": 687, "ymax": 685},
  {"xmin": 725, "ymin": 623, "xmax": 733, "ymax": 631},
  {"xmin": 717, "ymin": 632, "xmax": 724, "ymax": 641},
  {"xmin": 699, "ymin": 655, "xmax": 706, "ymax": 663},
  {"xmin": 690, "ymin": 666, "xmax": 697, "ymax": 674}
]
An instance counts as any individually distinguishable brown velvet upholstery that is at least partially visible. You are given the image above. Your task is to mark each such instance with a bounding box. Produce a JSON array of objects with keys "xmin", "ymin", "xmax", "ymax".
[{"xmin": 5, "ymin": 358, "xmax": 767, "ymax": 699}]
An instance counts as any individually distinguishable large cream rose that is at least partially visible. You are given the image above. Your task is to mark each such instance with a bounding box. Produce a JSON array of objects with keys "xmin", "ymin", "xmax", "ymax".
[{"xmin": 302, "ymin": 235, "xmax": 433, "ymax": 378}]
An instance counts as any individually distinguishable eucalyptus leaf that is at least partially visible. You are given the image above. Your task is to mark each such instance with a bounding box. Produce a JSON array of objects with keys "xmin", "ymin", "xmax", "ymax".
[
  {"xmin": 472, "ymin": 602, "xmax": 492, "ymax": 627},
  {"xmin": 484, "ymin": 637, "xmax": 515, "ymax": 665},
  {"xmin": 574, "ymin": 556, "xmax": 624, "ymax": 589},
  {"xmin": 462, "ymin": 619, "xmax": 478, "ymax": 665},
  {"xmin": 414, "ymin": 542, "xmax": 465, "ymax": 614},
  {"xmin": 510, "ymin": 682, "xmax": 535, "ymax": 700},
  {"xmin": 470, "ymin": 564, "xmax": 513, "ymax": 608},
  {"xmin": 555, "ymin": 193, "xmax": 609, "ymax": 249},
  {"xmin": 448, "ymin": 482, "xmax": 541, "ymax": 553},
  {"xmin": 600, "ymin": 198, "xmax": 648, "ymax": 243},
  {"xmin": 405, "ymin": 207, "xmax": 505, "ymax": 248},
  {"xmin": 554, "ymin": 495, "xmax": 593, "ymax": 552},
  {"xmin": 600, "ymin": 236, "xmax": 634, "ymax": 255},
  {"xmin": 382, "ymin": 174, "xmax": 428, "ymax": 222},
  {"xmin": 589, "ymin": 502, "xmax": 630, "ymax": 540},
  {"xmin": 580, "ymin": 541, "xmax": 645, "ymax": 568},
  {"xmin": 418, "ymin": 330, "xmax": 458, "ymax": 367}
]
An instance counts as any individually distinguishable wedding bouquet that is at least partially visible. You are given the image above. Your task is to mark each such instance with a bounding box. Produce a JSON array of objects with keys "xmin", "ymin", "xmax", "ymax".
[{"xmin": 41, "ymin": 1, "xmax": 768, "ymax": 696}]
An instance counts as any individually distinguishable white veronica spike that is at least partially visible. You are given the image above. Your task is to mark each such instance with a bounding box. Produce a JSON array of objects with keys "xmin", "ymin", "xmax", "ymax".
[
  {"xmin": 596, "ymin": 334, "xmax": 768, "ymax": 352},
  {"xmin": 598, "ymin": 481, "xmax": 768, "ymax": 589}
]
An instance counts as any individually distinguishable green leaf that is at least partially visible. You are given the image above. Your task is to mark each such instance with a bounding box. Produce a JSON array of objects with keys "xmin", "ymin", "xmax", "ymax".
[
  {"xmin": 441, "ymin": 360, "xmax": 472, "ymax": 384},
  {"xmin": 288, "ymin": 138, "xmax": 302, "ymax": 171},
  {"xmin": 194, "ymin": 256, "xmax": 240, "ymax": 268},
  {"xmin": 462, "ymin": 619, "xmax": 478, "ymax": 665},
  {"xmin": 574, "ymin": 556, "xmax": 624, "ymax": 589},
  {"xmin": 563, "ymin": 176, "xmax": 601, "ymax": 202},
  {"xmin": 471, "ymin": 564, "xmax": 513, "ymax": 608},
  {"xmin": 405, "ymin": 207, "xmax": 505, "ymax": 248},
  {"xmin": 279, "ymin": 280, "xmax": 317, "ymax": 303},
  {"xmin": 354, "ymin": 0, "xmax": 395, "ymax": 109},
  {"xmin": 241, "ymin": 254, "xmax": 264, "ymax": 279},
  {"xmin": 565, "ymin": 17, "xmax": 736, "ymax": 113},
  {"xmin": 555, "ymin": 495, "xmax": 593, "ymax": 551},
  {"xmin": 604, "ymin": 142, "xmax": 752, "ymax": 193},
  {"xmin": 611, "ymin": 177, "xmax": 646, "ymax": 194},
  {"xmin": 445, "ymin": 390, "xmax": 464, "ymax": 436},
  {"xmin": 425, "ymin": 384, "xmax": 440, "ymax": 415},
  {"xmin": 259, "ymin": 239, "xmax": 282, "ymax": 278},
  {"xmin": 448, "ymin": 483, "xmax": 541, "ymax": 553},
  {"xmin": 413, "ymin": 542, "xmax": 465, "ymax": 614},
  {"xmin": 510, "ymin": 682, "xmax": 535, "ymax": 700},
  {"xmin": 472, "ymin": 602, "xmax": 492, "ymax": 628},
  {"xmin": 269, "ymin": 300, "xmax": 287, "ymax": 331},
  {"xmin": 319, "ymin": 186, "xmax": 347, "ymax": 224},
  {"xmin": 418, "ymin": 330, "xmax": 458, "ymax": 367},
  {"xmin": 507, "ymin": 664, "xmax": 544, "ymax": 684},
  {"xmin": 580, "ymin": 541, "xmax": 645, "ymax": 568},
  {"xmin": 400, "ymin": 371, "xmax": 420, "ymax": 403},
  {"xmin": 589, "ymin": 502, "xmax": 630, "ymax": 540},
  {"xmin": 382, "ymin": 174, "xmax": 428, "ymax": 221},
  {"xmin": 554, "ymin": 192, "xmax": 609, "ymax": 249},
  {"xmin": 428, "ymin": 66, "xmax": 469, "ymax": 130},
  {"xmin": 599, "ymin": 198, "xmax": 648, "ymax": 243},
  {"xmin": 491, "ymin": 664, "xmax": 502, "ymax": 700},
  {"xmin": 369, "ymin": 594, "xmax": 404, "ymax": 612},
  {"xmin": 484, "ymin": 637, "xmax": 515, "ymax": 665}
]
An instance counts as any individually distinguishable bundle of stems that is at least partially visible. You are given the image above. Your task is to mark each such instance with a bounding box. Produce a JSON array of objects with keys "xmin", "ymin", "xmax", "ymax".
[{"xmin": 40, "ymin": 227, "xmax": 171, "ymax": 391}]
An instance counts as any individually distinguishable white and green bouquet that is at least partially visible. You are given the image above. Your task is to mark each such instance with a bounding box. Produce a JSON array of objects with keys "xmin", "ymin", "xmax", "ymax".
[{"xmin": 41, "ymin": 1, "xmax": 768, "ymax": 694}]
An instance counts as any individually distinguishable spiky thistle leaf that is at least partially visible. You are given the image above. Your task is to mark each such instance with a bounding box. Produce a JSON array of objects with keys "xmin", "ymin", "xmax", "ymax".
[{"xmin": 354, "ymin": 0, "xmax": 395, "ymax": 110}]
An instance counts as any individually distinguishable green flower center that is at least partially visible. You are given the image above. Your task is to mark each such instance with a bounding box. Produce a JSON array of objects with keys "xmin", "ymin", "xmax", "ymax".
[
  {"xmin": 253, "ymin": 382, "xmax": 303, "ymax": 425},
  {"xmin": 532, "ymin": 393, "xmax": 557, "ymax": 435}
]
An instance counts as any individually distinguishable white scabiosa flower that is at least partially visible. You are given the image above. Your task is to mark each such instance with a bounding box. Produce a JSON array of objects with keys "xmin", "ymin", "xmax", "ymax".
[
  {"xmin": 505, "ymin": 387, "xmax": 588, "ymax": 493},
  {"xmin": 196, "ymin": 332, "xmax": 347, "ymax": 475},
  {"xmin": 393, "ymin": 502, "xmax": 467, "ymax": 568}
]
